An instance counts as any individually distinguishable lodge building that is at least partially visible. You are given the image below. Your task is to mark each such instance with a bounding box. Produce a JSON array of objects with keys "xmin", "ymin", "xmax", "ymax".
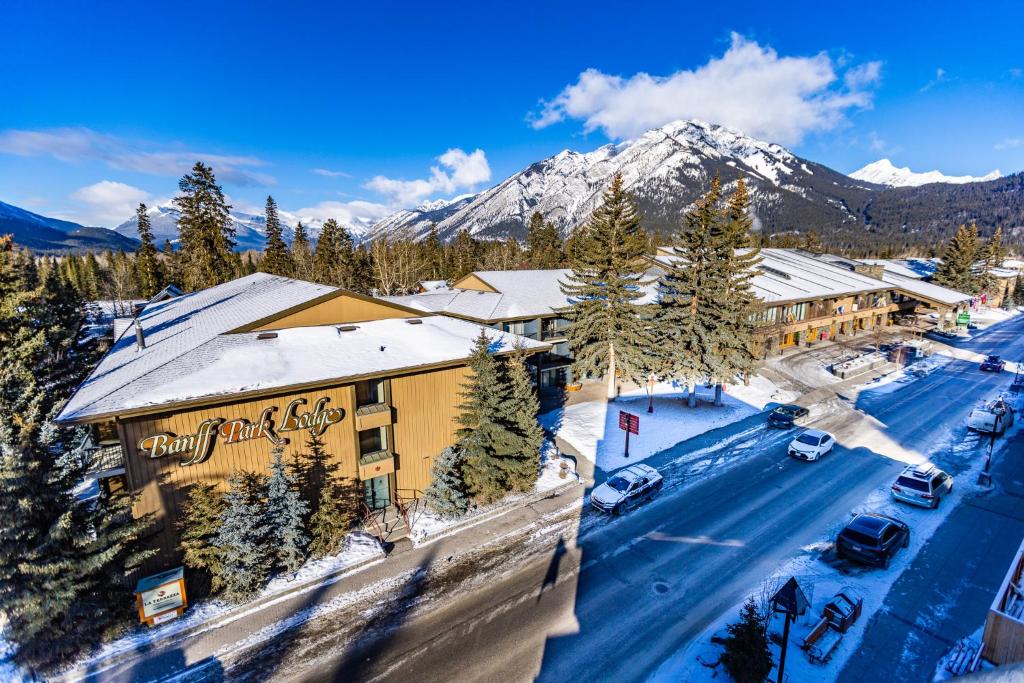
[{"xmin": 57, "ymin": 273, "xmax": 547, "ymax": 568}]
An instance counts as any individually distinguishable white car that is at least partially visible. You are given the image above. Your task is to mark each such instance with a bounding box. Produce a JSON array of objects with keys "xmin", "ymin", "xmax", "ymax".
[
  {"xmin": 891, "ymin": 462, "xmax": 953, "ymax": 509},
  {"xmin": 590, "ymin": 464, "xmax": 664, "ymax": 515},
  {"xmin": 787, "ymin": 429, "xmax": 836, "ymax": 461}
]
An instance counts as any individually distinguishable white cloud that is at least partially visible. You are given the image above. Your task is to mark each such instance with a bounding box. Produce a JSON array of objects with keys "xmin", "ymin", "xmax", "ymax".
[
  {"xmin": 995, "ymin": 138, "xmax": 1023, "ymax": 150},
  {"xmin": 70, "ymin": 180, "xmax": 150, "ymax": 226},
  {"xmin": 365, "ymin": 148, "xmax": 491, "ymax": 206},
  {"xmin": 528, "ymin": 33, "xmax": 881, "ymax": 145},
  {"xmin": 312, "ymin": 168, "xmax": 352, "ymax": 178},
  {"xmin": 0, "ymin": 127, "xmax": 274, "ymax": 186},
  {"xmin": 920, "ymin": 67, "xmax": 948, "ymax": 92},
  {"xmin": 292, "ymin": 200, "xmax": 392, "ymax": 229}
]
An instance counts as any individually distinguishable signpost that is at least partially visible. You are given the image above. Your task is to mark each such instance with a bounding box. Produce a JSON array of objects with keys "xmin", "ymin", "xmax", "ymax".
[
  {"xmin": 771, "ymin": 576, "xmax": 809, "ymax": 683},
  {"xmin": 618, "ymin": 410, "xmax": 639, "ymax": 458},
  {"xmin": 135, "ymin": 566, "xmax": 187, "ymax": 627}
]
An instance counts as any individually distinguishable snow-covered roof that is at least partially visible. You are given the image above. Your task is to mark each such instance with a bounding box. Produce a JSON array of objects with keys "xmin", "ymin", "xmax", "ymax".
[
  {"xmin": 875, "ymin": 270, "xmax": 970, "ymax": 306},
  {"xmin": 859, "ymin": 259, "xmax": 936, "ymax": 279},
  {"xmin": 652, "ymin": 248, "xmax": 890, "ymax": 304},
  {"xmin": 58, "ymin": 274, "xmax": 546, "ymax": 422},
  {"xmin": 386, "ymin": 269, "xmax": 575, "ymax": 321}
]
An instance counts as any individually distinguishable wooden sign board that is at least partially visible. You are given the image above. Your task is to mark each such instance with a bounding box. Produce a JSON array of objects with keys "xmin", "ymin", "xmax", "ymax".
[
  {"xmin": 618, "ymin": 410, "xmax": 640, "ymax": 435},
  {"xmin": 135, "ymin": 566, "xmax": 187, "ymax": 627}
]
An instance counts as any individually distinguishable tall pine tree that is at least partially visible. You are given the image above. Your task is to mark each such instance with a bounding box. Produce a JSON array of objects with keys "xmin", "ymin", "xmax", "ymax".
[
  {"xmin": 174, "ymin": 161, "xmax": 236, "ymax": 291},
  {"xmin": 933, "ymin": 223, "xmax": 980, "ymax": 293},
  {"xmin": 291, "ymin": 221, "xmax": 313, "ymax": 281},
  {"xmin": 526, "ymin": 211, "xmax": 564, "ymax": 268},
  {"xmin": 311, "ymin": 218, "xmax": 343, "ymax": 285},
  {"xmin": 178, "ymin": 483, "xmax": 227, "ymax": 595},
  {"xmin": 561, "ymin": 172, "xmax": 653, "ymax": 399},
  {"xmin": 215, "ymin": 471, "xmax": 272, "ymax": 602},
  {"xmin": 134, "ymin": 203, "xmax": 162, "ymax": 298},
  {"xmin": 501, "ymin": 342, "xmax": 543, "ymax": 491},
  {"xmin": 260, "ymin": 196, "xmax": 294, "ymax": 277},
  {"xmin": 423, "ymin": 446, "xmax": 470, "ymax": 519}
]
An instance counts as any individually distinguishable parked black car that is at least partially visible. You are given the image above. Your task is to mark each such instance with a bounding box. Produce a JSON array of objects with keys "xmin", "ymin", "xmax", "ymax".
[
  {"xmin": 835, "ymin": 513, "xmax": 910, "ymax": 569},
  {"xmin": 981, "ymin": 355, "xmax": 1006, "ymax": 372},
  {"xmin": 767, "ymin": 404, "xmax": 810, "ymax": 428}
]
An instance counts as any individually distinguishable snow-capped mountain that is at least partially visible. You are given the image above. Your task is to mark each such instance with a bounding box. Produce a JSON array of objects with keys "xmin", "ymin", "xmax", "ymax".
[
  {"xmin": 0, "ymin": 199, "xmax": 140, "ymax": 253},
  {"xmin": 850, "ymin": 158, "xmax": 1002, "ymax": 187},
  {"xmin": 366, "ymin": 119, "xmax": 872, "ymax": 241},
  {"xmin": 114, "ymin": 203, "xmax": 377, "ymax": 251},
  {"xmin": 365, "ymin": 194, "xmax": 477, "ymax": 240}
]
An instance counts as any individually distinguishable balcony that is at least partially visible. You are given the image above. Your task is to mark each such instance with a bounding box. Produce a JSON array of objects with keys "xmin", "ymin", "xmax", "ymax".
[
  {"xmin": 73, "ymin": 433, "xmax": 125, "ymax": 479},
  {"xmin": 541, "ymin": 327, "xmax": 569, "ymax": 341},
  {"xmin": 355, "ymin": 402, "xmax": 393, "ymax": 431},
  {"xmin": 358, "ymin": 449, "xmax": 395, "ymax": 480}
]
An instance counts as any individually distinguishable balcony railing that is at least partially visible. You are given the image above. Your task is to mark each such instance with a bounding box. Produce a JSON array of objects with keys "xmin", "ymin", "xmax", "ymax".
[{"xmin": 72, "ymin": 433, "xmax": 125, "ymax": 478}]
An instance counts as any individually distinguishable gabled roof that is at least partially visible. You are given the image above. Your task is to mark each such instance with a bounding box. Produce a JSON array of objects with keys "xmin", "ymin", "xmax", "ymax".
[
  {"xmin": 875, "ymin": 270, "xmax": 971, "ymax": 306},
  {"xmin": 58, "ymin": 273, "xmax": 336, "ymax": 422},
  {"xmin": 385, "ymin": 269, "xmax": 575, "ymax": 321}
]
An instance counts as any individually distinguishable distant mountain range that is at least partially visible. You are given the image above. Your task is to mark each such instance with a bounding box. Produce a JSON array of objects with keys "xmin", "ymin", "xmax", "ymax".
[
  {"xmin": 3, "ymin": 119, "xmax": 1022, "ymax": 255},
  {"xmin": 0, "ymin": 200, "xmax": 139, "ymax": 253},
  {"xmin": 849, "ymin": 158, "xmax": 1002, "ymax": 187}
]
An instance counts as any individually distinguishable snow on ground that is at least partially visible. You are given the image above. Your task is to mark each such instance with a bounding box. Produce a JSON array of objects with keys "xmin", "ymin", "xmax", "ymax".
[
  {"xmin": 409, "ymin": 443, "xmax": 579, "ymax": 544},
  {"xmin": 541, "ymin": 375, "xmax": 796, "ymax": 473},
  {"xmin": 970, "ymin": 305, "xmax": 1022, "ymax": 326},
  {"xmin": 67, "ymin": 531, "xmax": 384, "ymax": 675},
  {"xmin": 651, "ymin": 391, "xmax": 1022, "ymax": 683},
  {"xmin": 860, "ymin": 354, "xmax": 951, "ymax": 396}
]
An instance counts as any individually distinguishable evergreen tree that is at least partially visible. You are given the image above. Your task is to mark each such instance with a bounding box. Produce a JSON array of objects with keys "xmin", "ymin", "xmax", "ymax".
[
  {"xmin": 308, "ymin": 476, "xmax": 360, "ymax": 558},
  {"xmin": 720, "ymin": 597, "xmax": 773, "ymax": 683},
  {"xmin": 134, "ymin": 203, "xmax": 162, "ymax": 298},
  {"xmin": 501, "ymin": 342, "xmax": 543, "ymax": 491},
  {"xmin": 80, "ymin": 252, "xmax": 101, "ymax": 300},
  {"xmin": 178, "ymin": 483, "xmax": 227, "ymax": 594},
  {"xmin": 291, "ymin": 221, "xmax": 313, "ymax": 280},
  {"xmin": 423, "ymin": 446, "xmax": 470, "ymax": 519},
  {"xmin": 215, "ymin": 471, "xmax": 272, "ymax": 602},
  {"xmin": 979, "ymin": 225, "xmax": 1006, "ymax": 294},
  {"xmin": 456, "ymin": 330, "xmax": 523, "ymax": 503},
  {"xmin": 423, "ymin": 225, "xmax": 446, "ymax": 279},
  {"xmin": 801, "ymin": 229, "xmax": 825, "ymax": 254},
  {"xmin": 174, "ymin": 161, "xmax": 236, "ymax": 291},
  {"xmin": 449, "ymin": 229, "xmax": 479, "ymax": 281},
  {"xmin": 561, "ymin": 172, "xmax": 653, "ymax": 399},
  {"xmin": 260, "ymin": 196, "xmax": 294, "ymax": 277},
  {"xmin": 266, "ymin": 448, "xmax": 308, "ymax": 573},
  {"xmin": 526, "ymin": 211, "xmax": 564, "ymax": 268},
  {"xmin": 311, "ymin": 218, "xmax": 343, "ymax": 285},
  {"xmin": 161, "ymin": 239, "xmax": 181, "ymax": 286},
  {"xmin": 933, "ymin": 223, "xmax": 980, "ymax": 293},
  {"xmin": 0, "ymin": 237, "xmax": 153, "ymax": 670}
]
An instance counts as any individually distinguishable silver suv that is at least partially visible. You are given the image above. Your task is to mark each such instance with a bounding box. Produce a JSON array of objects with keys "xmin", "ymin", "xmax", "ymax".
[{"xmin": 891, "ymin": 463, "xmax": 953, "ymax": 509}]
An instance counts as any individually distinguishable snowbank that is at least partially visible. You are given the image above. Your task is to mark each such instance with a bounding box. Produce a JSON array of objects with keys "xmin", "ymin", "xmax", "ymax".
[
  {"xmin": 541, "ymin": 375, "xmax": 796, "ymax": 473},
  {"xmin": 860, "ymin": 355, "xmax": 951, "ymax": 396}
]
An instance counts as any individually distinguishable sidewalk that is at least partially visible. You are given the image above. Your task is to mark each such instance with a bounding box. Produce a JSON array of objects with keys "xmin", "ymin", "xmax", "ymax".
[{"xmin": 60, "ymin": 479, "xmax": 585, "ymax": 683}]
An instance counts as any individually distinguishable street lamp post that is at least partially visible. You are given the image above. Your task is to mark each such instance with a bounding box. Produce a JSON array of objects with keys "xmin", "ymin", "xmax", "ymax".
[{"xmin": 647, "ymin": 374, "xmax": 655, "ymax": 413}]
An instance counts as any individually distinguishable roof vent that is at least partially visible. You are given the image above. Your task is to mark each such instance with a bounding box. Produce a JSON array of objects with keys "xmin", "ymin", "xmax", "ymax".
[
  {"xmin": 757, "ymin": 264, "xmax": 792, "ymax": 280},
  {"xmin": 405, "ymin": 318, "xmax": 423, "ymax": 325},
  {"xmin": 256, "ymin": 332, "xmax": 278, "ymax": 340},
  {"xmin": 337, "ymin": 325, "xmax": 359, "ymax": 332}
]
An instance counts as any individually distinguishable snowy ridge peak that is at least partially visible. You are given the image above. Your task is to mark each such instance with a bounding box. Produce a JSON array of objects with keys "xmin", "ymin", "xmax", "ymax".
[{"xmin": 850, "ymin": 158, "xmax": 1002, "ymax": 187}]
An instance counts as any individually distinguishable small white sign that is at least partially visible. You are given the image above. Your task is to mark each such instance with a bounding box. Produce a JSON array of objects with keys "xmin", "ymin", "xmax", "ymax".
[
  {"xmin": 140, "ymin": 581, "xmax": 184, "ymax": 619},
  {"xmin": 151, "ymin": 610, "xmax": 179, "ymax": 625}
]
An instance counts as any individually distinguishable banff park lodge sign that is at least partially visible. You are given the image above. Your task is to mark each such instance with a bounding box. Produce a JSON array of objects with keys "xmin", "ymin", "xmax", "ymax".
[{"xmin": 138, "ymin": 397, "xmax": 344, "ymax": 466}]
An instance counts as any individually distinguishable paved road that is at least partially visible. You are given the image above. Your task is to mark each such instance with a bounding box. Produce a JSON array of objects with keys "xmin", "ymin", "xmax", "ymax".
[{"xmin": 256, "ymin": 316, "xmax": 1024, "ymax": 683}]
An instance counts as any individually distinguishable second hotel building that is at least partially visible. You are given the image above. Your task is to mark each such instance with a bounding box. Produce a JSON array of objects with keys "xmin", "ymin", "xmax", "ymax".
[{"xmin": 56, "ymin": 273, "xmax": 548, "ymax": 568}]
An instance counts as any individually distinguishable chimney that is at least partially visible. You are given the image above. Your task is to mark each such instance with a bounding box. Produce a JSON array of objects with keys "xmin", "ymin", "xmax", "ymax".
[{"xmin": 134, "ymin": 319, "xmax": 146, "ymax": 350}]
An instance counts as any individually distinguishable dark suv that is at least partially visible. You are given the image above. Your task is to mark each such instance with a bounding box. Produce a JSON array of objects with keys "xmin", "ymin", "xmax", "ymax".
[
  {"xmin": 981, "ymin": 355, "xmax": 1005, "ymax": 372},
  {"xmin": 767, "ymin": 404, "xmax": 810, "ymax": 429},
  {"xmin": 835, "ymin": 513, "xmax": 910, "ymax": 569}
]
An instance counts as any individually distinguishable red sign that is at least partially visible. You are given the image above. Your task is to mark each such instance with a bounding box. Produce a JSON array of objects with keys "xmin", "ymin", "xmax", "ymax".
[{"xmin": 618, "ymin": 410, "xmax": 640, "ymax": 435}]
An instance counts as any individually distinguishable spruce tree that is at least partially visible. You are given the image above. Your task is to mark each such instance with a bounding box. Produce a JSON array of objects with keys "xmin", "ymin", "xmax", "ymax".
[
  {"xmin": 561, "ymin": 172, "xmax": 653, "ymax": 399},
  {"xmin": 81, "ymin": 251, "xmax": 101, "ymax": 300},
  {"xmin": 312, "ymin": 218, "xmax": 343, "ymax": 285},
  {"xmin": 291, "ymin": 221, "xmax": 314, "ymax": 281},
  {"xmin": 449, "ymin": 229, "xmax": 479, "ymax": 281},
  {"xmin": 933, "ymin": 223, "xmax": 980, "ymax": 293},
  {"xmin": 456, "ymin": 330, "xmax": 523, "ymax": 503},
  {"xmin": 178, "ymin": 483, "xmax": 227, "ymax": 595},
  {"xmin": 502, "ymin": 342, "xmax": 543, "ymax": 491},
  {"xmin": 134, "ymin": 203, "xmax": 162, "ymax": 298},
  {"xmin": 266, "ymin": 448, "xmax": 308, "ymax": 573},
  {"xmin": 308, "ymin": 476, "xmax": 360, "ymax": 558},
  {"xmin": 161, "ymin": 239, "xmax": 181, "ymax": 286},
  {"xmin": 526, "ymin": 211, "xmax": 564, "ymax": 268},
  {"xmin": 654, "ymin": 177, "xmax": 724, "ymax": 403},
  {"xmin": 979, "ymin": 225, "xmax": 1005, "ymax": 295},
  {"xmin": 260, "ymin": 196, "xmax": 294, "ymax": 277},
  {"xmin": 423, "ymin": 225, "xmax": 446, "ymax": 279},
  {"xmin": 720, "ymin": 597, "xmax": 773, "ymax": 683},
  {"xmin": 174, "ymin": 161, "xmax": 236, "ymax": 291},
  {"xmin": 423, "ymin": 446, "xmax": 470, "ymax": 519},
  {"xmin": 215, "ymin": 471, "xmax": 272, "ymax": 602}
]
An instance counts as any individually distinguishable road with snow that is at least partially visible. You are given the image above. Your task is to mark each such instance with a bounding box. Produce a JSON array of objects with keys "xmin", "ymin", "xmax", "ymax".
[{"xmin": 228, "ymin": 316, "xmax": 1024, "ymax": 683}]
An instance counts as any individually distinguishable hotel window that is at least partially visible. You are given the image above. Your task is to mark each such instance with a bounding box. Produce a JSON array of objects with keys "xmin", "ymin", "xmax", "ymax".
[
  {"xmin": 355, "ymin": 378, "xmax": 385, "ymax": 407},
  {"xmin": 358, "ymin": 427, "xmax": 387, "ymax": 455},
  {"xmin": 502, "ymin": 321, "xmax": 525, "ymax": 335}
]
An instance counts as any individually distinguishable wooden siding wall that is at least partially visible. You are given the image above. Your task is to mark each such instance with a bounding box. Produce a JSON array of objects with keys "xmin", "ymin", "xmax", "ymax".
[
  {"xmin": 451, "ymin": 274, "xmax": 497, "ymax": 293},
  {"xmin": 254, "ymin": 293, "xmax": 417, "ymax": 331},
  {"xmin": 390, "ymin": 365, "xmax": 469, "ymax": 496},
  {"xmin": 119, "ymin": 364, "xmax": 467, "ymax": 569}
]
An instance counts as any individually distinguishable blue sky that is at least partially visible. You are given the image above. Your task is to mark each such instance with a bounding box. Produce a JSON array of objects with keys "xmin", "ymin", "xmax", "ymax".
[{"xmin": 1, "ymin": 0, "xmax": 1022, "ymax": 227}]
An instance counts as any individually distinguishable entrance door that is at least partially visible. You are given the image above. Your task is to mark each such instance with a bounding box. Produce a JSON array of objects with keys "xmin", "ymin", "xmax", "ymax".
[{"xmin": 363, "ymin": 474, "xmax": 391, "ymax": 510}]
